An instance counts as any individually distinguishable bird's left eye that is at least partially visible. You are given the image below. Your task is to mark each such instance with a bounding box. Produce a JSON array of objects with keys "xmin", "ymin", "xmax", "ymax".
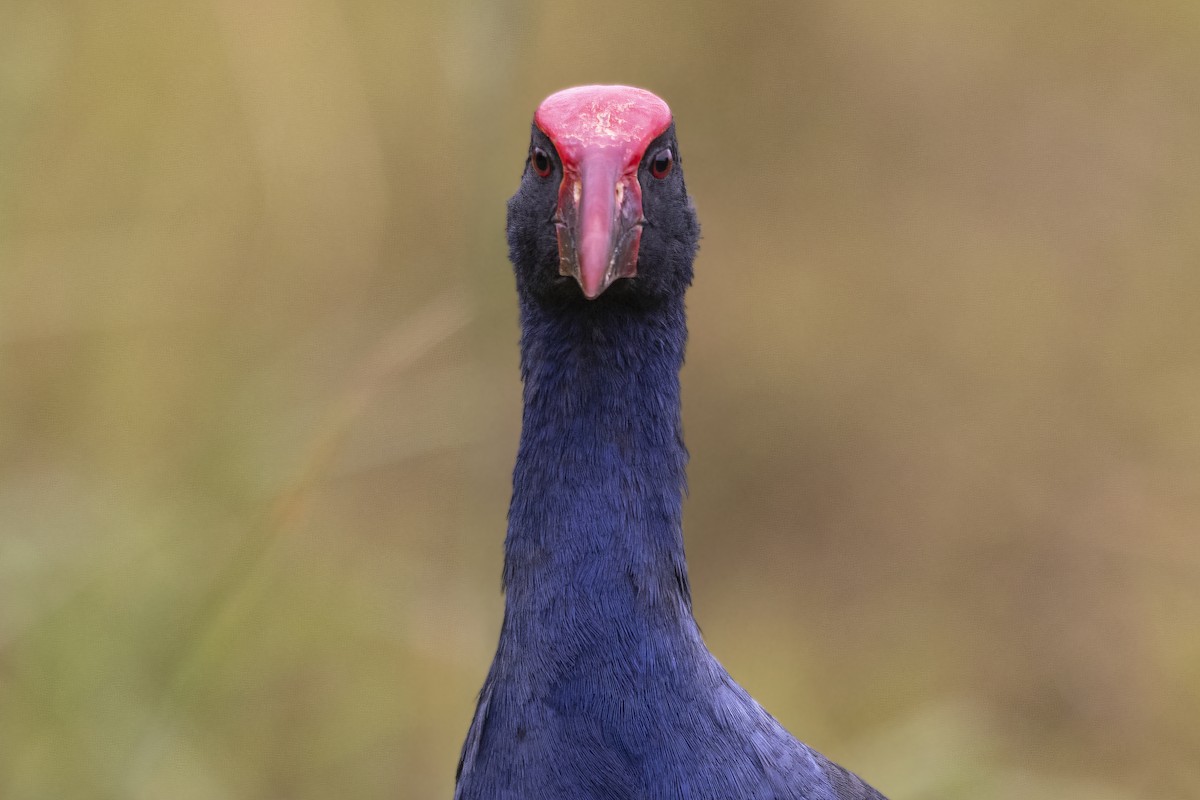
[
  {"xmin": 532, "ymin": 147, "xmax": 552, "ymax": 178},
  {"xmin": 649, "ymin": 148, "xmax": 673, "ymax": 179}
]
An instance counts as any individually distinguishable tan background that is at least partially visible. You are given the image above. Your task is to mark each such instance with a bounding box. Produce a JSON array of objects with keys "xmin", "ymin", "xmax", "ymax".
[{"xmin": 2, "ymin": 1, "xmax": 1198, "ymax": 798}]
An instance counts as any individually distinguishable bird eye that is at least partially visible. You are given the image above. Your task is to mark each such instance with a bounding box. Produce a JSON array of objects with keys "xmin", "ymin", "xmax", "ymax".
[
  {"xmin": 649, "ymin": 148, "xmax": 673, "ymax": 179},
  {"xmin": 531, "ymin": 147, "xmax": 552, "ymax": 178}
]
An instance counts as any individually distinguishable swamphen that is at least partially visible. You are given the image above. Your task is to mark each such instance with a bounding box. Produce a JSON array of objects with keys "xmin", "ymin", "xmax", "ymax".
[{"xmin": 454, "ymin": 85, "xmax": 887, "ymax": 800}]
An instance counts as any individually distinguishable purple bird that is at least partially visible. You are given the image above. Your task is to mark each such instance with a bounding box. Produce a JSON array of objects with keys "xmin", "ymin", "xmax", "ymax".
[{"xmin": 454, "ymin": 85, "xmax": 887, "ymax": 800}]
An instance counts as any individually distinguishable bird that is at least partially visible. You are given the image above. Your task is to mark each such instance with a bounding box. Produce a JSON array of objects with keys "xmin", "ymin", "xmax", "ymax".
[{"xmin": 453, "ymin": 85, "xmax": 887, "ymax": 800}]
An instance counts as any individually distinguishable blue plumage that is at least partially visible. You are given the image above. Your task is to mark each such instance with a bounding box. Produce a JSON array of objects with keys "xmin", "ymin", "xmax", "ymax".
[{"xmin": 454, "ymin": 87, "xmax": 886, "ymax": 800}]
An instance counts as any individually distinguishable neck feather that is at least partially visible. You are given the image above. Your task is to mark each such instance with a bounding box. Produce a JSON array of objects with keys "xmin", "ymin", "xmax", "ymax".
[{"xmin": 503, "ymin": 294, "xmax": 692, "ymax": 636}]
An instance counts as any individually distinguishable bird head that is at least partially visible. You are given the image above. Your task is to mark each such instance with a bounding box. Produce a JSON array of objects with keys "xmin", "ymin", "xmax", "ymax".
[{"xmin": 508, "ymin": 85, "xmax": 699, "ymax": 304}]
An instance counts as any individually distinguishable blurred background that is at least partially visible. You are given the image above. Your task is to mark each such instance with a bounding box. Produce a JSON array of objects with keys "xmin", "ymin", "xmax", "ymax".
[{"xmin": 2, "ymin": 1, "xmax": 1198, "ymax": 798}]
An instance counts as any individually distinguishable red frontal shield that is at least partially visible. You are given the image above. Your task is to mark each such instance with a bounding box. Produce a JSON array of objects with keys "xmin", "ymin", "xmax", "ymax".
[{"xmin": 534, "ymin": 86, "xmax": 673, "ymax": 299}]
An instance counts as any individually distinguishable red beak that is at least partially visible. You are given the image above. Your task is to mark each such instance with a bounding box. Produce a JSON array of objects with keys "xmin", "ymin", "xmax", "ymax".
[
  {"xmin": 553, "ymin": 154, "xmax": 645, "ymax": 299},
  {"xmin": 533, "ymin": 85, "xmax": 673, "ymax": 300}
]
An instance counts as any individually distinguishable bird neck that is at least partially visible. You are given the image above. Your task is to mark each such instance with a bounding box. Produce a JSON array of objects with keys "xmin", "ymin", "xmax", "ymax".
[{"xmin": 502, "ymin": 294, "xmax": 693, "ymax": 642}]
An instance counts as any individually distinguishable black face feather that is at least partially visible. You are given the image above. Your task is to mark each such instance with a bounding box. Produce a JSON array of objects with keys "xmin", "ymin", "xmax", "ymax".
[{"xmin": 506, "ymin": 123, "xmax": 700, "ymax": 308}]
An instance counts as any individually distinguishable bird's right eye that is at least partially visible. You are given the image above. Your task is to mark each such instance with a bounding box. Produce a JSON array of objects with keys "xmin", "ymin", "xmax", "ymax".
[{"xmin": 531, "ymin": 147, "xmax": 552, "ymax": 178}]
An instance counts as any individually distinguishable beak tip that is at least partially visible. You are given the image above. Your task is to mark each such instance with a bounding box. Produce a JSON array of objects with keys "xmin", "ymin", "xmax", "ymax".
[{"xmin": 578, "ymin": 275, "xmax": 605, "ymax": 300}]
